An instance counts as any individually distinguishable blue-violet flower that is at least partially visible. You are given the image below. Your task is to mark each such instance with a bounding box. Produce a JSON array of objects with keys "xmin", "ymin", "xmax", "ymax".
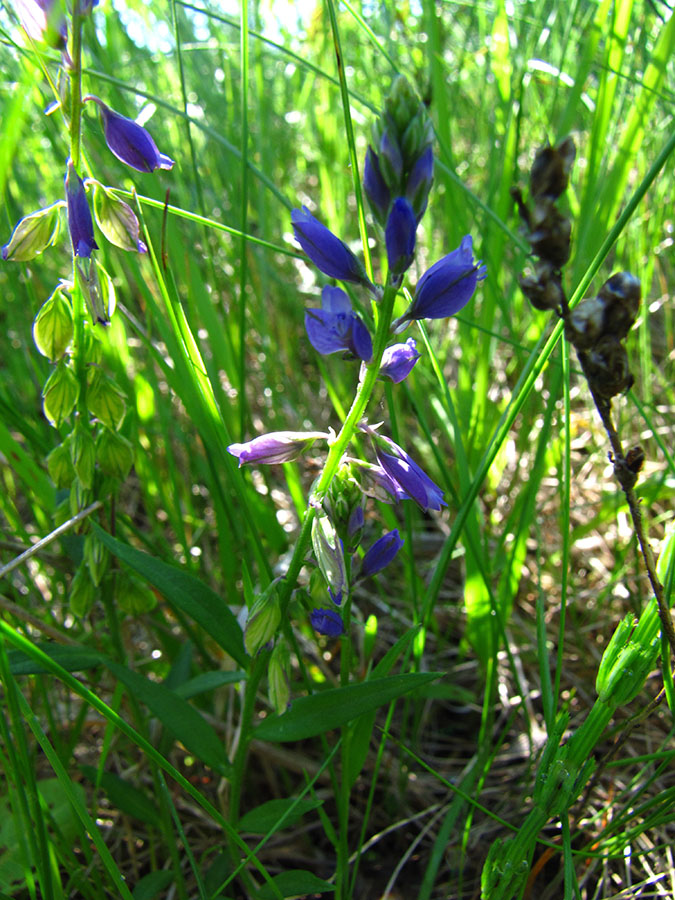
[
  {"xmin": 310, "ymin": 608, "xmax": 344, "ymax": 638},
  {"xmin": 394, "ymin": 235, "xmax": 486, "ymax": 330},
  {"xmin": 379, "ymin": 338, "xmax": 420, "ymax": 383},
  {"xmin": 227, "ymin": 430, "xmax": 329, "ymax": 467},
  {"xmin": 65, "ymin": 160, "xmax": 98, "ymax": 258},
  {"xmin": 405, "ymin": 145, "xmax": 434, "ymax": 222},
  {"xmin": 291, "ymin": 206, "xmax": 371, "ymax": 287},
  {"xmin": 364, "ymin": 428, "xmax": 446, "ymax": 512},
  {"xmin": 346, "ymin": 458, "xmax": 409, "ymax": 504},
  {"xmin": 363, "ymin": 147, "xmax": 391, "ymax": 225},
  {"xmin": 359, "ymin": 530, "xmax": 404, "ymax": 579},
  {"xmin": 85, "ymin": 96, "xmax": 175, "ymax": 173},
  {"xmin": 385, "ymin": 197, "xmax": 416, "ymax": 278},
  {"xmin": 305, "ymin": 286, "xmax": 373, "ymax": 362}
]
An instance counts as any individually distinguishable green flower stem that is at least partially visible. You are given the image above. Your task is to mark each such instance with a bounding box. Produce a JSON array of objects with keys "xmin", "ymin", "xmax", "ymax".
[
  {"xmin": 69, "ymin": 9, "xmax": 84, "ymax": 170},
  {"xmin": 278, "ymin": 280, "xmax": 400, "ymax": 617},
  {"xmin": 336, "ymin": 568, "xmax": 354, "ymax": 900}
]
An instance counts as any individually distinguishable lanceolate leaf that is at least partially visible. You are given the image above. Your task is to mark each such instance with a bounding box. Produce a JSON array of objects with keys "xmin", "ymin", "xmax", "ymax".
[
  {"xmin": 256, "ymin": 672, "xmax": 442, "ymax": 742},
  {"xmin": 93, "ymin": 525, "xmax": 248, "ymax": 667}
]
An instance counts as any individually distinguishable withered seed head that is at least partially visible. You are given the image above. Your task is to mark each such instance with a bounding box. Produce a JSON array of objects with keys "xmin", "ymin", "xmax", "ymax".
[
  {"xmin": 529, "ymin": 137, "xmax": 576, "ymax": 200},
  {"xmin": 597, "ymin": 271, "xmax": 641, "ymax": 341},
  {"xmin": 580, "ymin": 336, "xmax": 634, "ymax": 400}
]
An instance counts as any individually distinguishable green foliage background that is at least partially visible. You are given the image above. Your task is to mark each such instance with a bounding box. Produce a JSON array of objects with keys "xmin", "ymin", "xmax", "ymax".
[{"xmin": 0, "ymin": 1, "xmax": 674, "ymax": 898}]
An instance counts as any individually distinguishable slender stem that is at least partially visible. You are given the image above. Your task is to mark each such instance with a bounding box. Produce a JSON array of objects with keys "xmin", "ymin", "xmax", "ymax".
[
  {"xmin": 278, "ymin": 281, "xmax": 400, "ymax": 615},
  {"xmin": 586, "ymin": 384, "xmax": 675, "ymax": 659},
  {"xmin": 68, "ymin": 9, "xmax": 83, "ymax": 169}
]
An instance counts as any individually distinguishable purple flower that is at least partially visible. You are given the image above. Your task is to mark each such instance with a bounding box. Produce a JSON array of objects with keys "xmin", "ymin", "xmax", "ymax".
[
  {"xmin": 310, "ymin": 608, "xmax": 344, "ymax": 638},
  {"xmin": 379, "ymin": 338, "xmax": 420, "ymax": 383},
  {"xmin": 85, "ymin": 96, "xmax": 174, "ymax": 173},
  {"xmin": 394, "ymin": 235, "xmax": 486, "ymax": 330},
  {"xmin": 359, "ymin": 530, "xmax": 404, "ymax": 579},
  {"xmin": 227, "ymin": 430, "xmax": 329, "ymax": 467},
  {"xmin": 346, "ymin": 458, "xmax": 408, "ymax": 504},
  {"xmin": 65, "ymin": 160, "xmax": 98, "ymax": 259},
  {"xmin": 405, "ymin": 146, "xmax": 434, "ymax": 222},
  {"xmin": 379, "ymin": 130, "xmax": 403, "ymax": 184},
  {"xmin": 305, "ymin": 286, "xmax": 373, "ymax": 362},
  {"xmin": 363, "ymin": 147, "xmax": 390, "ymax": 225},
  {"xmin": 363, "ymin": 428, "xmax": 446, "ymax": 512},
  {"xmin": 385, "ymin": 197, "xmax": 416, "ymax": 278},
  {"xmin": 15, "ymin": 0, "xmax": 67, "ymax": 47},
  {"xmin": 291, "ymin": 207, "xmax": 370, "ymax": 287}
]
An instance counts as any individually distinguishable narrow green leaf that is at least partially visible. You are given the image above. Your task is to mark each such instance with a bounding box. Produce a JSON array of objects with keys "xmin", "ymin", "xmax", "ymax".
[
  {"xmin": 258, "ymin": 869, "xmax": 334, "ymax": 899},
  {"xmin": 92, "ymin": 525, "xmax": 248, "ymax": 668},
  {"xmin": 239, "ymin": 797, "xmax": 322, "ymax": 835},
  {"xmin": 174, "ymin": 670, "xmax": 246, "ymax": 700},
  {"xmin": 79, "ymin": 766, "xmax": 161, "ymax": 827},
  {"xmin": 132, "ymin": 870, "xmax": 174, "ymax": 900},
  {"xmin": 256, "ymin": 673, "xmax": 442, "ymax": 743},
  {"xmin": 104, "ymin": 659, "xmax": 229, "ymax": 775},
  {"xmin": 9, "ymin": 645, "xmax": 102, "ymax": 675}
]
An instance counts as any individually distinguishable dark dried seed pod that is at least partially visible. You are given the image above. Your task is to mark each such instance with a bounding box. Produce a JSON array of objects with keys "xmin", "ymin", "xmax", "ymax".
[
  {"xmin": 580, "ymin": 336, "xmax": 634, "ymax": 399},
  {"xmin": 624, "ymin": 445, "xmax": 645, "ymax": 475},
  {"xmin": 520, "ymin": 263, "xmax": 564, "ymax": 312},
  {"xmin": 597, "ymin": 272, "xmax": 641, "ymax": 340},
  {"xmin": 565, "ymin": 296, "xmax": 605, "ymax": 349},
  {"xmin": 530, "ymin": 201, "xmax": 572, "ymax": 267},
  {"xmin": 529, "ymin": 137, "xmax": 576, "ymax": 199}
]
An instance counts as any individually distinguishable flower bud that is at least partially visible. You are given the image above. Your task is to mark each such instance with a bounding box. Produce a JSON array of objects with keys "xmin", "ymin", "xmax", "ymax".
[
  {"xmin": 33, "ymin": 288, "xmax": 73, "ymax": 360},
  {"xmin": 310, "ymin": 608, "xmax": 344, "ymax": 638},
  {"xmin": 579, "ymin": 337, "xmax": 633, "ymax": 399},
  {"xmin": 96, "ymin": 428, "xmax": 134, "ymax": 480},
  {"xmin": 47, "ymin": 440, "xmax": 75, "ymax": 489},
  {"xmin": 379, "ymin": 338, "xmax": 420, "ymax": 383},
  {"xmin": 42, "ymin": 361, "xmax": 79, "ymax": 427},
  {"xmin": 69, "ymin": 421, "xmax": 96, "ymax": 490},
  {"xmin": 76, "ymin": 255, "xmax": 115, "ymax": 326},
  {"xmin": 2, "ymin": 201, "xmax": 62, "ymax": 261},
  {"xmin": 92, "ymin": 183, "xmax": 147, "ymax": 253},
  {"xmin": 323, "ymin": 463, "xmax": 365, "ymax": 554},
  {"xmin": 291, "ymin": 207, "xmax": 371, "ymax": 287},
  {"xmin": 83, "ymin": 531, "xmax": 109, "ymax": 586},
  {"xmin": 85, "ymin": 96, "xmax": 174, "ymax": 173},
  {"xmin": 228, "ymin": 430, "xmax": 330, "ymax": 467},
  {"xmin": 65, "ymin": 159, "xmax": 98, "ymax": 259},
  {"xmin": 70, "ymin": 480, "xmax": 92, "ymax": 518},
  {"xmin": 385, "ymin": 197, "xmax": 416, "ymax": 278},
  {"xmin": 597, "ymin": 272, "xmax": 641, "ymax": 341},
  {"xmin": 358, "ymin": 530, "xmax": 404, "ymax": 579},
  {"xmin": 245, "ymin": 584, "xmax": 281, "ymax": 656},
  {"xmin": 311, "ymin": 513, "xmax": 346, "ymax": 605},
  {"xmin": 86, "ymin": 369, "xmax": 126, "ymax": 430},
  {"xmin": 116, "ymin": 571, "xmax": 157, "ymax": 615},
  {"xmin": 268, "ymin": 639, "xmax": 291, "ymax": 714},
  {"xmin": 69, "ymin": 565, "xmax": 96, "ymax": 617}
]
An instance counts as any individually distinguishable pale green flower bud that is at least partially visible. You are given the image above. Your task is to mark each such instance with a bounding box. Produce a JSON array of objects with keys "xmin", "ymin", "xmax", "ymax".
[
  {"xmin": 116, "ymin": 571, "xmax": 157, "ymax": 615},
  {"xmin": 2, "ymin": 202, "xmax": 62, "ymax": 261},
  {"xmin": 69, "ymin": 565, "xmax": 96, "ymax": 617},
  {"xmin": 47, "ymin": 440, "xmax": 75, "ymax": 489},
  {"xmin": 83, "ymin": 532, "xmax": 109, "ymax": 586},
  {"xmin": 96, "ymin": 428, "xmax": 134, "ymax": 480},
  {"xmin": 86, "ymin": 369, "xmax": 126, "ymax": 430},
  {"xmin": 42, "ymin": 361, "xmax": 79, "ymax": 427},
  {"xmin": 69, "ymin": 421, "xmax": 96, "ymax": 490},
  {"xmin": 245, "ymin": 584, "xmax": 281, "ymax": 656},
  {"xmin": 33, "ymin": 288, "xmax": 73, "ymax": 361},
  {"xmin": 76, "ymin": 255, "xmax": 116, "ymax": 326},
  {"xmin": 268, "ymin": 638, "xmax": 291, "ymax": 715},
  {"xmin": 92, "ymin": 182, "xmax": 147, "ymax": 253},
  {"xmin": 311, "ymin": 513, "xmax": 346, "ymax": 605}
]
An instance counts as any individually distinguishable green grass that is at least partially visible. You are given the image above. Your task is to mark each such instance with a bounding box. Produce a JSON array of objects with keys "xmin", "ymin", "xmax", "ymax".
[{"xmin": 0, "ymin": 1, "xmax": 674, "ymax": 898}]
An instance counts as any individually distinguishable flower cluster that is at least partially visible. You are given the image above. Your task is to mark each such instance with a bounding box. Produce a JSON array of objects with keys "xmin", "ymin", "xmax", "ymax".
[
  {"xmin": 229, "ymin": 76, "xmax": 487, "ymax": 645},
  {"xmin": 2, "ymin": 0, "xmax": 175, "ymax": 616}
]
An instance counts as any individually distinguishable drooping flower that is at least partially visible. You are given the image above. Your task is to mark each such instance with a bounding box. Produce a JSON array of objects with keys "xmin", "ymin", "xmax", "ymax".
[
  {"xmin": 2, "ymin": 201, "xmax": 62, "ymax": 261},
  {"xmin": 227, "ymin": 430, "xmax": 329, "ymax": 467},
  {"xmin": 385, "ymin": 197, "xmax": 416, "ymax": 278},
  {"xmin": 359, "ymin": 530, "xmax": 404, "ymax": 579},
  {"xmin": 291, "ymin": 206, "xmax": 371, "ymax": 287},
  {"xmin": 394, "ymin": 235, "xmax": 486, "ymax": 331},
  {"xmin": 379, "ymin": 338, "xmax": 420, "ymax": 383},
  {"xmin": 84, "ymin": 96, "xmax": 175, "ymax": 173},
  {"xmin": 362, "ymin": 427, "xmax": 446, "ymax": 512},
  {"xmin": 65, "ymin": 160, "xmax": 98, "ymax": 258},
  {"xmin": 305, "ymin": 286, "xmax": 373, "ymax": 362},
  {"xmin": 310, "ymin": 608, "xmax": 344, "ymax": 638},
  {"xmin": 346, "ymin": 458, "xmax": 408, "ymax": 504}
]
